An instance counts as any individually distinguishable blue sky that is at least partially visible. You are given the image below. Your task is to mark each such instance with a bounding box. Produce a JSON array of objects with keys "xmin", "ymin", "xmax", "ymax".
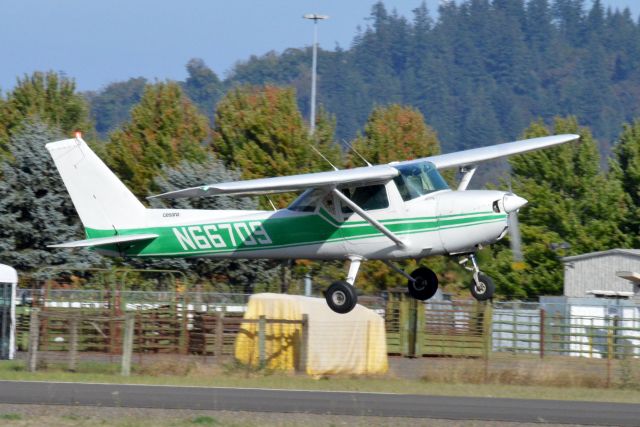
[{"xmin": 1, "ymin": 0, "xmax": 638, "ymax": 92}]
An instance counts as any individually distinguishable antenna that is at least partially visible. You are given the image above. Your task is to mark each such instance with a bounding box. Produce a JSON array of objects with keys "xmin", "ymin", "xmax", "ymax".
[
  {"xmin": 343, "ymin": 140, "xmax": 372, "ymax": 167},
  {"xmin": 309, "ymin": 144, "xmax": 338, "ymax": 171}
]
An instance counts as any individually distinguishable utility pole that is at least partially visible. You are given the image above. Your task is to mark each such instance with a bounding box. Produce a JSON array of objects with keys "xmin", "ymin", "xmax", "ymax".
[{"xmin": 303, "ymin": 13, "xmax": 329, "ymax": 137}]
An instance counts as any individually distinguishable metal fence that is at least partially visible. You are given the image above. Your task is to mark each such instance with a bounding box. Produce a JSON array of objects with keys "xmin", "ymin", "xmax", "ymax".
[
  {"xmin": 12, "ymin": 288, "xmax": 640, "ymax": 387},
  {"xmin": 492, "ymin": 301, "xmax": 640, "ymax": 359}
]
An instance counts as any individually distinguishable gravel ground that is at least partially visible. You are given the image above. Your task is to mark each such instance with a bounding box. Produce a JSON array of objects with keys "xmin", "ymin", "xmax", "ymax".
[{"xmin": 0, "ymin": 404, "xmax": 608, "ymax": 427}]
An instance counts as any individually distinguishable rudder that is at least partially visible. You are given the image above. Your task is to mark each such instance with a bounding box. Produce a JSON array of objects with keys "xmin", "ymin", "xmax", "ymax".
[{"xmin": 46, "ymin": 135, "xmax": 146, "ymax": 234}]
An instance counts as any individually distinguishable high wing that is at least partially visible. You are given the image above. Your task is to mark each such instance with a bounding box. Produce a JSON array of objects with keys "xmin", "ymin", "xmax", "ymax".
[
  {"xmin": 149, "ymin": 165, "xmax": 399, "ymax": 199},
  {"xmin": 404, "ymin": 134, "xmax": 579, "ymax": 170},
  {"xmin": 149, "ymin": 134, "xmax": 578, "ymax": 199},
  {"xmin": 48, "ymin": 233, "xmax": 159, "ymax": 248}
]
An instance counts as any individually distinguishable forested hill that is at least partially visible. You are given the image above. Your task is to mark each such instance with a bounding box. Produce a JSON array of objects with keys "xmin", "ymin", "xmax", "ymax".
[{"xmin": 90, "ymin": 0, "xmax": 640, "ymax": 155}]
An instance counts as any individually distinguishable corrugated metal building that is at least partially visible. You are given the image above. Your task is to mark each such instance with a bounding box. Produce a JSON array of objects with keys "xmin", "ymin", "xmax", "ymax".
[{"xmin": 563, "ymin": 249, "xmax": 640, "ymax": 298}]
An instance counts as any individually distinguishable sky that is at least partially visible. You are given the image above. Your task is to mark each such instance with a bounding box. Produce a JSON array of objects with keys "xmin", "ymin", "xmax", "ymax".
[{"xmin": 1, "ymin": 0, "xmax": 639, "ymax": 92}]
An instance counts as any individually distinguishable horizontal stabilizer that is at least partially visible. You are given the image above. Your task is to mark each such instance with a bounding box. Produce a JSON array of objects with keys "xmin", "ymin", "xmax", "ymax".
[
  {"xmin": 149, "ymin": 165, "xmax": 399, "ymax": 199},
  {"xmin": 48, "ymin": 233, "xmax": 159, "ymax": 248}
]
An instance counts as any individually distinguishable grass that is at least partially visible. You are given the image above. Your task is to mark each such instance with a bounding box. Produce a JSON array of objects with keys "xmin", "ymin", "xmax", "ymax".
[
  {"xmin": 0, "ymin": 414, "xmax": 22, "ymax": 420},
  {"xmin": 1, "ymin": 359, "xmax": 640, "ymax": 404},
  {"xmin": 191, "ymin": 416, "xmax": 220, "ymax": 425}
]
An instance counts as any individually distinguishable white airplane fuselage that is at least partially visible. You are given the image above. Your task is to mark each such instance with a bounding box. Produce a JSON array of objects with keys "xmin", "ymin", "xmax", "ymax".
[{"xmin": 93, "ymin": 184, "xmax": 513, "ymax": 262}]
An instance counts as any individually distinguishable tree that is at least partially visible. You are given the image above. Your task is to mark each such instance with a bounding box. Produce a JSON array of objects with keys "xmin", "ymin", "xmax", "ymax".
[
  {"xmin": 611, "ymin": 120, "xmax": 640, "ymax": 247},
  {"xmin": 212, "ymin": 85, "xmax": 340, "ymax": 207},
  {"xmin": 349, "ymin": 104, "xmax": 440, "ymax": 166},
  {"xmin": 182, "ymin": 58, "xmax": 224, "ymax": 122},
  {"xmin": 483, "ymin": 117, "xmax": 630, "ymax": 298},
  {"xmin": 144, "ymin": 154, "xmax": 277, "ymax": 292},
  {"xmin": 0, "ymin": 120, "xmax": 104, "ymax": 272},
  {"xmin": 106, "ymin": 81, "xmax": 211, "ymax": 197},
  {"xmin": 0, "ymin": 71, "xmax": 91, "ymax": 155},
  {"xmin": 87, "ymin": 77, "xmax": 147, "ymax": 137}
]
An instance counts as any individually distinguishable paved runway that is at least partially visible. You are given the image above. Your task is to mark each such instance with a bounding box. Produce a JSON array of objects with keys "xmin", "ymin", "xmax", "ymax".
[{"xmin": 0, "ymin": 381, "xmax": 637, "ymax": 425}]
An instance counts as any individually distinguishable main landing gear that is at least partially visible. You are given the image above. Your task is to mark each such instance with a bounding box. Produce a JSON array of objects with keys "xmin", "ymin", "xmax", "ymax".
[
  {"xmin": 325, "ymin": 253, "xmax": 495, "ymax": 314},
  {"xmin": 384, "ymin": 261, "xmax": 439, "ymax": 302},
  {"xmin": 325, "ymin": 258, "xmax": 361, "ymax": 314},
  {"xmin": 407, "ymin": 267, "xmax": 438, "ymax": 301}
]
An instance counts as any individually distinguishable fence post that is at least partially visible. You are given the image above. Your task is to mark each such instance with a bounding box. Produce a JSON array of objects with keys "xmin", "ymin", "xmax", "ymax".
[
  {"xmin": 27, "ymin": 308, "xmax": 40, "ymax": 372},
  {"xmin": 606, "ymin": 326, "xmax": 614, "ymax": 388},
  {"xmin": 215, "ymin": 311, "xmax": 224, "ymax": 363},
  {"xmin": 180, "ymin": 295, "xmax": 189, "ymax": 355},
  {"xmin": 121, "ymin": 313, "xmax": 135, "ymax": 376},
  {"xmin": 407, "ymin": 298, "xmax": 417, "ymax": 357},
  {"xmin": 68, "ymin": 317, "xmax": 79, "ymax": 372},
  {"xmin": 415, "ymin": 301, "xmax": 425, "ymax": 357},
  {"xmin": 539, "ymin": 308, "xmax": 545, "ymax": 359},
  {"xmin": 258, "ymin": 315, "xmax": 266, "ymax": 369},
  {"xmin": 399, "ymin": 297, "xmax": 408, "ymax": 356},
  {"xmin": 300, "ymin": 314, "xmax": 309, "ymax": 374},
  {"xmin": 482, "ymin": 302, "xmax": 493, "ymax": 383}
]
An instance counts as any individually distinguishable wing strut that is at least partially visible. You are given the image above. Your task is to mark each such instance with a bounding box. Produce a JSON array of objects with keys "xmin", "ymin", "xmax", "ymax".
[
  {"xmin": 332, "ymin": 188, "xmax": 405, "ymax": 248},
  {"xmin": 457, "ymin": 165, "xmax": 477, "ymax": 191}
]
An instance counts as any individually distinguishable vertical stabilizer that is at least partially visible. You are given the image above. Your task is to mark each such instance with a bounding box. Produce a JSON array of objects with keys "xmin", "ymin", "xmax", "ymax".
[{"xmin": 46, "ymin": 135, "xmax": 146, "ymax": 233}]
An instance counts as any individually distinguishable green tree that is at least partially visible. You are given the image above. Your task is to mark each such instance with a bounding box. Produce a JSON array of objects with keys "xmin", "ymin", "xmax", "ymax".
[
  {"xmin": 213, "ymin": 85, "xmax": 340, "ymax": 207},
  {"xmin": 349, "ymin": 104, "xmax": 440, "ymax": 166},
  {"xmin": 0, "ymin": 71, "xmax": 91, "ymax": 155},
  {"xmin": 106, "ymin": 81, "xmax": 211, "ymax": 197},
  {"xmin": 0, "ymin": 120, "xmax": 103, "ymax": 271},
  {"xmin": 611, "ymin": 120, "xmax": 640, "ymax": 247},
  {"xmin": 87, "ymin": 77, "xmax": 147, "ymax": 137},
  {"xmin": 182, "ymin": 58, "xmax": 223, "ymax": 122},
  {"xmin": 484, "ymin": 117, "xmax": 630, "ymax": 298}
]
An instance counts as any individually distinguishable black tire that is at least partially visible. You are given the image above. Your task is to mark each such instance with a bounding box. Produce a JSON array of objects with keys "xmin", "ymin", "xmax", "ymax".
[
  {"xmin": 470, "ymin": 272, "xmax": 495, "ymax": 301},
  {"xmin": 407, "ymin": 267, "xmax": 438, "ymax": 301},
  {"xmin": 325, "ymin": 281, "xmax": 358, "ymax": 314}
]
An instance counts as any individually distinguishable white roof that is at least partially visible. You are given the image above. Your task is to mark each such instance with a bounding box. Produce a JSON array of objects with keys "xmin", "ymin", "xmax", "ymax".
[
  {"xmin": 563, "ymin": 249, "xmax": 640, "ymax": 263},
  {"xmin": 586, "ymin": 290, "xmax": 635, "ymax": 298},
  {"xmin": 0, "ymin": 264, "xmax": 17, "ymax": 284}
]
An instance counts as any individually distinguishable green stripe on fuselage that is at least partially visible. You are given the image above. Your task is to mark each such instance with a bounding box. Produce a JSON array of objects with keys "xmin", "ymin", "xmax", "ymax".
[{"xmin": 85, "ymin": 211, "xmax": 506, "ymax": 257}]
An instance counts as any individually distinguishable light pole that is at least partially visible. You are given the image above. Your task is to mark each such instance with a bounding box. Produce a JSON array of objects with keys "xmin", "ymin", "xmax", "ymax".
[{"xmin": 303, "ymin": 13, "xmax": 329, "ymax": 137}]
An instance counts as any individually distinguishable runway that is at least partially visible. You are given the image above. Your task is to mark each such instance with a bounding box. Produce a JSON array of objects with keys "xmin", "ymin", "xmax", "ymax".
[{"xmin": 0, "ymin": 381, "xmax": 637, "ymax": 426}]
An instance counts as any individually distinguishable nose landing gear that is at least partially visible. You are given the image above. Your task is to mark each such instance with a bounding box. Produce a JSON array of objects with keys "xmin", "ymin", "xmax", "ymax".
[{"xmin": 460, "ymin": 254, "xmax": 495, "ymax": 301}]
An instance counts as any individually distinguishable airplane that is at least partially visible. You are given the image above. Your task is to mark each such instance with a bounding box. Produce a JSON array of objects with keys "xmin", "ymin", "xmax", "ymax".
[{"xmin": 46, "ymin": 132, "xmax": 579, "ymax": 313}]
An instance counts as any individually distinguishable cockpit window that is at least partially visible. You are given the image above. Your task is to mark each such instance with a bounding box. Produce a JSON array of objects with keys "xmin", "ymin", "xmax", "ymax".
[
  {"xmin": 288, "ymin": 189, "xmax": 324, "ymax": 212},
  {"xmin": 393, "ymin": 161, "xmax": 449, "ymax": 201},
  {"xmin": 340, "ymin": 184, "xmax": 389, "ymax": 213}
]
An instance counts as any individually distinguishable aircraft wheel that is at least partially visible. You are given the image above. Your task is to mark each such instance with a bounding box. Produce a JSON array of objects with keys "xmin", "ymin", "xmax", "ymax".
[
  {"xmin": 325, "ymin": 281, "xmax": 358, "ymax": 314},
  {"xmin": 407, "ymin": 267, "xmax": 438, "ymax": 301},
  {"xmin": 470, "ymin": 272, "xmax": 495, "ymax": 301}
]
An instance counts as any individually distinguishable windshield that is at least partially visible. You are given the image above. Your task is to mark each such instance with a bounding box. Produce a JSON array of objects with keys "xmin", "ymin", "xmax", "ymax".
[
  {"xmin": 288, "ymin": 189, "xmax": 324, "ymax": 212},
  {"xmin": 392, "ymin": 161, "xmax": 449, "ymax": 201}
]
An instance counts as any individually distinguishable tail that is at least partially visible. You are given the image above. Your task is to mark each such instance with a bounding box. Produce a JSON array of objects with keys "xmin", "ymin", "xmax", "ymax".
[{"xmin": 46, "ymin": 135, "xmax": 146, "ymax": 234}]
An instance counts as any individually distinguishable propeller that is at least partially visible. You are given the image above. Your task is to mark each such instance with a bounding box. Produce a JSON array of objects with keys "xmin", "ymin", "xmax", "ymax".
[{"xmin": 506, "ymin": 181, "xmax": 526, "ymax": 270}]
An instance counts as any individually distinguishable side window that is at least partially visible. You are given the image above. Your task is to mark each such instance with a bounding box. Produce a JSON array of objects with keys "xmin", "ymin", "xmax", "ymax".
[
  {"xmin": 288, "ymin": 189, "xmax": 323, "ymax": 212},
  {"xmin": 341, "ymin": 184, "xmax": 389, "ymax": 214}
]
